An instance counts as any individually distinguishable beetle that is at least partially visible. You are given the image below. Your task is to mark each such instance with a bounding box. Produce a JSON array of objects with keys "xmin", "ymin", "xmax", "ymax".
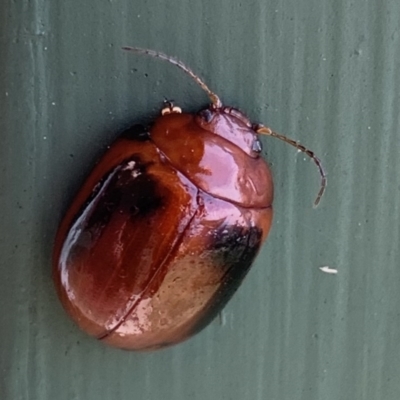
[{"xmin": 53, "ymin": 47, "xmax": 326, "ymax": 351}]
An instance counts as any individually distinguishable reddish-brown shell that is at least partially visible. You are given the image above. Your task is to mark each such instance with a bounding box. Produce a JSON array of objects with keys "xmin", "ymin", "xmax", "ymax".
[{"xmin": 53, "ymin": 108, "xmax": 273, "ymax": 350}]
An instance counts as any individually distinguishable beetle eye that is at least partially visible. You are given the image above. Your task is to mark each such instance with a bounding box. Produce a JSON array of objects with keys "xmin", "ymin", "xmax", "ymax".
[
  {"xmin": 252, "ymin": 139, "xmax": 263, "ymax": 153},
  {"xmin": 198, "ymin": 109, "xmax": 214, "ymax": 123}
]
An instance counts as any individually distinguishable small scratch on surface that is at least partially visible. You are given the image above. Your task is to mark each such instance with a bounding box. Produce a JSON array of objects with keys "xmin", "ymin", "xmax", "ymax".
[{"xmin": 319, "ymin": 266, "xmax": 338, "ymax": 275}]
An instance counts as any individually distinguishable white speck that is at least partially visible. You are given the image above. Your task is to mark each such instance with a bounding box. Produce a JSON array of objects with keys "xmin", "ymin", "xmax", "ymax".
[
  {"xmin": 131, "ymin": 170, "xmax": 141, "ymax": 178},
  {"xmin": 43, "ymin": 136, "xmax": 47, "ymax": 140},
  {"xmin": 51, "ymin": 102, "xmax": 56, "ymax": 106},
  {"xmin": 367, "ymin": 126, "xmax": 371, "ymax": 130},
  {"xmin": 44, "ymin": 46, "xmax": 48, "ymax": 50},
  {"xmin": 123, "ymin": 161, "xmax": 141, "ymax": 178},
  {"xmin": 5, "ymin": 92, "xmax": 8, "ymax": 96},
  {"xmin": 319, "ymin": 266, "xmax": 338, "ymax": 274},
  {"xmin": 322, "ymin": 57, "xmax": 326, "ymax": 61},
  {"xmin": 123, "ymin": 161, "xmax": 136, "ymax": 170}
]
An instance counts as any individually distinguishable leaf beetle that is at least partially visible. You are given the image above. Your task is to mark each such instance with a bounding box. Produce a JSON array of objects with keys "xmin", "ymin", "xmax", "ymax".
[{"xmin": 53, "ymin": 47, "xmax": 326, "ymax": 350}]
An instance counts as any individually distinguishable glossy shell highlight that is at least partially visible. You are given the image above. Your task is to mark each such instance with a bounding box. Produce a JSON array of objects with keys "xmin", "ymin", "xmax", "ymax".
[{"xmin": 53, "ymin": 109, "xmax": 273, "ymax": 350}]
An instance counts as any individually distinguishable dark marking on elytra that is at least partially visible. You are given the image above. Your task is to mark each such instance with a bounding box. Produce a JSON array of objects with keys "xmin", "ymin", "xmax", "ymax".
[
  {"xmin": 71, "ymin": 157, "xmax": 163, "ymax": 249},
  {"xmin": 211, "ymin": 225, "xmax": 263, "ymax": 285},
  {"xmin": 189, "ymin": 224, "xmax": 263, "ymax": 335}
]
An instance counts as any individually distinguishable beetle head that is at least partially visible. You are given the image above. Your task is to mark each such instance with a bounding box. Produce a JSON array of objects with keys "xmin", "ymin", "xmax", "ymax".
[
  {"xmin": 195, "ymin": 106, "xmax": 263, "ymax": 158},
  {"xmin": 123, "ymin": 46, "xmax": 326, "ymax": 207}
]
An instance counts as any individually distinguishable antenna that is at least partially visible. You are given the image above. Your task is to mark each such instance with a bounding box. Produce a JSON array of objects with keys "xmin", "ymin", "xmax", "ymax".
[
  {"xmin": 123, "ymin": 46, "xmax": 326, "ymax": 207},
  {"xmin": 255, "ymin": 125, "xmax": 327, "ymax": 207},
  {"xmin": 122, "ymin": 47, "xmax": 222, "ymax": 108}
]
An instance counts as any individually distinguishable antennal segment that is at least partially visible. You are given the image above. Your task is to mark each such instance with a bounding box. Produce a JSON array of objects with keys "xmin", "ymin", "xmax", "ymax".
[
  {"xmin": 255, "ymin": 125, "xmax": 327, "ymax": 207},
  {"xmin": 122, "ymin": 46, "xmax": 222, "ymax": 108}
]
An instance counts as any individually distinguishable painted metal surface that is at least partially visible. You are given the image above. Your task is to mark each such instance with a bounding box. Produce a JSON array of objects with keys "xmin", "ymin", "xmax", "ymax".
[{"xmin": 1, "ymin": 0, "xmax": 399, "ymax": 399}]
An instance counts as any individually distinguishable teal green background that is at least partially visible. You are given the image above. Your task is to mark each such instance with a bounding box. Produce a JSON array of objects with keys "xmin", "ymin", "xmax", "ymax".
[{"xmin": 1, "ymin": 0, "xmax": 400, "ymax": 399}]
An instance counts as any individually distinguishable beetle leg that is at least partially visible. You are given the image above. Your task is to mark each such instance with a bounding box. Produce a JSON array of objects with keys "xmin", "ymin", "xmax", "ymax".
[{"xmin": 161, "ymin": 99, "xmax": 182, "ymax": 115}]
